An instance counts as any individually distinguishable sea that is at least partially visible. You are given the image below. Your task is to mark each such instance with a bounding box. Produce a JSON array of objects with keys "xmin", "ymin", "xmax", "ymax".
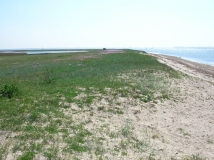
[
  {"xmin": 138, "ymin": 47, "xmax": 214, "ymax": 66},
  {"xmin": 26, "ymin": 50, "xmax": 87, "ymax": 54},
  {"xmin": 0, "ymin": 49, "xmax": 88, "ymax": 55}
]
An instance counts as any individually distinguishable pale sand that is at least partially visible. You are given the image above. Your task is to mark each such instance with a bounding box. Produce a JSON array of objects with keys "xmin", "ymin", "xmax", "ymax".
[
  {"xmin": 150, "ymin": 53, "xmax": 214, "ymax": 83},
  {"xmin": 146, "ymin": 53, "xmax": 214, "ymax": 159}
]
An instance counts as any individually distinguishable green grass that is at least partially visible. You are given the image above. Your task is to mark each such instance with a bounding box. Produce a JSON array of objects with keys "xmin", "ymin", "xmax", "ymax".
[
  {"xmin": 0, "ymin": 49, "xmax": 182, "ymax": 159},
  {"xmin": 18, "ymin": 152, "xmax": 34, "ymax": 160}
]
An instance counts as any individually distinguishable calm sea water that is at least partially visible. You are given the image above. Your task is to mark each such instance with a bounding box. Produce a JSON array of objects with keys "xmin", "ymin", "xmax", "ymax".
[
  {"xmin": 26, "ymin": 50, "xmax": 88, "ymax": 54},
  {"xmin": 0, "ymin": 49, "xmax": 88, "ymax": 55},
  {"xmin": 139, "ymin": 47, "xmax": 214, "ymax": 66}
]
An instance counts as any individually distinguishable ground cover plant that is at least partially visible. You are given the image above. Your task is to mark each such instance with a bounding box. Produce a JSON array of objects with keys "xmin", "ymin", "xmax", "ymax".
[
  {"xmin": 0, "ymin": 84, "xmax": 19, "ymax": 99},
  {"xmin": 0, "ymin": 49, "xmax": 203, "ymax": 159}
]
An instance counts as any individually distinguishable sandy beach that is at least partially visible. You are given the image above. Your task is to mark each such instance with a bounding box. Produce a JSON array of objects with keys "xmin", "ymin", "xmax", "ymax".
[
  {"xmin": 150, "ymin": 53, "xmax": 214, "ymax": 82},
  {"xmin": 143, "ymin": 53, "xmax": 214, "ymax": 159}
]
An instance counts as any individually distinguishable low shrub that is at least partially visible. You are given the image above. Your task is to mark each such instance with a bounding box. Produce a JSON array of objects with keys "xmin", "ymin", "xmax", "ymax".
[{"xmin": 0, "ymin": 84, "xmax": 19, "ymax": 99}]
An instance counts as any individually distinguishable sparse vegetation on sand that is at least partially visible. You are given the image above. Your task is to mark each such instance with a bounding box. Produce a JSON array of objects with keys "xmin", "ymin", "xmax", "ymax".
[{"xmin": 0, "ymin": 49, "xmax": 208, "ymax": 159}]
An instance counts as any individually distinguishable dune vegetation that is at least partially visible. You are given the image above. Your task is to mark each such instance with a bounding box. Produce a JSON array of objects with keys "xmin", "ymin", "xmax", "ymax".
[{"xmin": 1, "ymin": 49, "xmax": 207, "ymax": 160}]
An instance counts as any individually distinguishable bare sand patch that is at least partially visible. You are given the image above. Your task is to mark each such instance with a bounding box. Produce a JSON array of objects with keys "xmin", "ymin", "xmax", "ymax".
[{"xmin": 101, "ymin": 50, "xmax": 124, "ymax": 54}]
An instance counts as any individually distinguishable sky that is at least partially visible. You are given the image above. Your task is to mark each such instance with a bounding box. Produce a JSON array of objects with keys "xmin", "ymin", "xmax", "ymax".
[{"xmin": 0, "ymin": 0, "xmax": 214, "ymax": 49}]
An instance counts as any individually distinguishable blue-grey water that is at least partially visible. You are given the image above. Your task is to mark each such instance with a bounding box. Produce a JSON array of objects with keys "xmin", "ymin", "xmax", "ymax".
[
  {"xmin": 139, "ymin": 47, "xmax": 214, "ymax": 66},
  {"xmin": 0, "ymin": 49, "xmax": 88, "ymax": 54},
  {"xmin": 26, "ymin": 50, "xmax": 88, "ymax": 54}
]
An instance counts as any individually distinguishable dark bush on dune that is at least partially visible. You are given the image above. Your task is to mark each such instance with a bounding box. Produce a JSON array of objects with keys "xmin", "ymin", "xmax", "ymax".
[{"xmin": 0, "ymin": 84, "xmax": 19, "ymax": 99}]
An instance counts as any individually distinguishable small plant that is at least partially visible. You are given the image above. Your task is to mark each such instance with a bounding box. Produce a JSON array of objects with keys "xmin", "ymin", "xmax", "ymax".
[
  {"xmin": 97, "ymin": 106, "xmax": 105, "ymax": 111},
  {"xmin": 18, "ymin": 152, "xmax": 34, "ymax": 160},
  {"xmin": 108, "ymin": 108, "xmax": 124, "ymax": 114},
  {"xmin": 183, "ymin": 132, "xmax": 191, "ymax": 136},
  {"xmin": 177, "ymin": 128, "xmax": 183, "ymax": 133},
  {"xmin": 0, "ymin": 84, "xmax": 19, "ymax": 99},
  {"xmin": 0, "ymin": 143, "xmax": 9, "ymax": 160},
  {"xmin": 152, "ymin": 134, "xmax": 159, "ymax": 139},
  {"xmin": 29, "ymin": 111, "xmax": 40, "ymax": 123},
  {"xmin": 148, "ymin": 153, "xmax": 156, "ymax": 160},
  {"xmin": 184, "ymin": 154, "xmax": 206, "ymax": 160},
  {"xmin": 177, "ymin": 128, "xmax": 191, "ymax": 136},
  {"xmin": 43, "ymin": 67, "xmax": 55, "ymax": 84},
  {"xmin": 121, "ymin": 119, "xmax": 132, "ymax": 137}
]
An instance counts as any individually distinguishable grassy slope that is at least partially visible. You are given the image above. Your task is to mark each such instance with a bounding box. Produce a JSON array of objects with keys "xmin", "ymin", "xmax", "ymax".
[{"xmin": 0, "ymin": 49, "xmax": 194, "ymax": 159}]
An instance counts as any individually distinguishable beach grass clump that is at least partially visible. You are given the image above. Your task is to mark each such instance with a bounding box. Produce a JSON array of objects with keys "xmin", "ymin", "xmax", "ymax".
[
  {"xmin": 42, "ymin": 67, "xmax": 56, "ymax": 84},
  {"xmin": 18, "ymin": 151, "xmax": 34, "ymax": 160},
  {"xmin": 0, "ymin": 84, "xmax": 19, "ymax": 99},
  {"xmin": 121, "ymin": 119, "xmax": 133, "ymax": 137}
]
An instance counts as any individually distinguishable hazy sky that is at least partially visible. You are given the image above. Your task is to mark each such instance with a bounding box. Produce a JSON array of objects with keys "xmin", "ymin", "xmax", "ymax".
[{"xmin": 1, "ymin": 0, "xmax": 214, "ymax": 49}]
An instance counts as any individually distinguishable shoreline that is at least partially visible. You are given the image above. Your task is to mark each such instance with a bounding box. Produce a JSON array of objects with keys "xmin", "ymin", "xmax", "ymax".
[
  {"xmin": 148, "ymin": 51, "xmax": 214, "ymax": 67},
  {"xmin": 149, "ymin": 53, "xmax": 214, "ymax": 83},
  {"xmin": 145, "ymin": 51, "xmax": 214, "ymax": 159}
]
